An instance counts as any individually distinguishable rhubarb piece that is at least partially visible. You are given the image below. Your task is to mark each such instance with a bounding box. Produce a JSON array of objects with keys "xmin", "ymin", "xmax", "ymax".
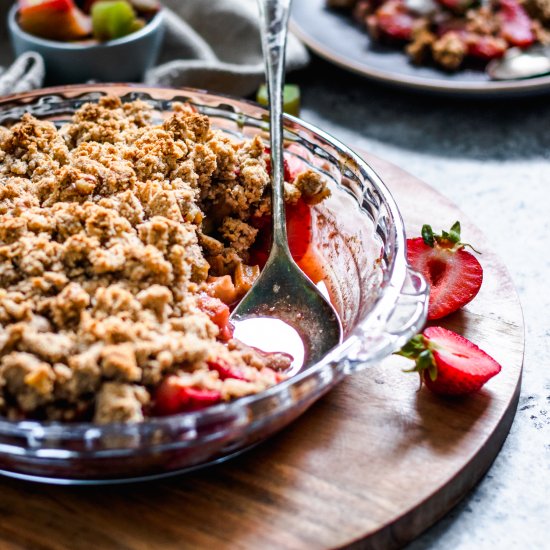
[
  {"xmin": 256, "ymin": 84, "xmax": 302, "ymax": 117},
  {"xmin": 18, "ymin": 0, "xmax": 92, "ymax": 41},
  {"xmin": 397, "ymin": 326, "xmax": 502, "ymax": 395},
  {"xmin": 91, "ymin": 0, "xmax": 137, "ymax": 41}
]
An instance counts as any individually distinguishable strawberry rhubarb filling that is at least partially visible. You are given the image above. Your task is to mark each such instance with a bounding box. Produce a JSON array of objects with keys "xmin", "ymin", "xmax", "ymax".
[{"xmin": 0, "ymin": 97, "xmax": 330, "ymax": 424}]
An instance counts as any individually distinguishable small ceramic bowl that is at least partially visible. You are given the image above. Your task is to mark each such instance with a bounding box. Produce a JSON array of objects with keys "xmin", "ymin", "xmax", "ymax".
[{"xmin": 7, "ymin": 4, "xmax": 165, "ymax": 85}]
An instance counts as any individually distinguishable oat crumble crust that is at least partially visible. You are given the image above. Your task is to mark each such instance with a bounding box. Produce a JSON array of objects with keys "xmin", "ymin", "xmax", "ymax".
[{"xmin": 0, "ymin": 96, "xmax": 329, "ymax": 424}]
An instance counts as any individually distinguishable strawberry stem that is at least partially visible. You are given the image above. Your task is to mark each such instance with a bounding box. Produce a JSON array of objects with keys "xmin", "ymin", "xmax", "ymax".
[
  {"xmin": 396, "ymin": 334, "xmax": 438, "ymax": 381},
  {"xmin": 420, "ymin": 220, "xmax": 481, "ymax": 254}
]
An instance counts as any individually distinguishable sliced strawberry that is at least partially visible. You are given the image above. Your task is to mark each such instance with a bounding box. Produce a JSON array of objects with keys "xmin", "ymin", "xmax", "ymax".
[
  {"xmin": 369, "ymin": 0, "xmax": 416, "ymax": 42},
  {"xmin": 499, "ymin": 0, "xmax": 534, "ymax": 47},
  {"xmin": 407, "ymin": 221, "xmax": 483, "ymax": 320},
  {"xmin": 397, "ymin": 326, "xmax": 502, "ymax": 395},
  {"xmin": 154, "ymin": 376, "xmax": 222, "ymax": 416},
  {"xmin": 197, "ymin": 293, "xmax": 233, "ymax": 341},
  {"xmin": 18, "ymin": 0, "xmax": 92, "ymax": 41},
  {"xmin": 207, "ymin": 358, "xmax": 248, "ymax": 381},
  {"xmin": 466, "ymin": 34, "xmax": 507, "ymax": 60}
]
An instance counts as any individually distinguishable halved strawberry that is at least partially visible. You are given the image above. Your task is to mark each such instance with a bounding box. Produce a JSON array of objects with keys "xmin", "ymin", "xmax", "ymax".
[
  {"xmin": 154, "ymin": 376, "xmax": 222, "ymax": 416},
  {"xmin": 407, "ymin": 221, "xmax": 483, "ymax": 320},
  {"xmin": 397, "ymin": 326, "xmax": 502, "ymax": 395},
  {"xmin": 499, "ymin": 0, "xmax": 535, "ymax": 48}
]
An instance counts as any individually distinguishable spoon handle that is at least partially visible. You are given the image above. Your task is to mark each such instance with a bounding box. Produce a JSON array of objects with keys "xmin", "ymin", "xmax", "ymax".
[{"xmin": 257, "ymin": 0, "xmax": 293, "ymax": 258}]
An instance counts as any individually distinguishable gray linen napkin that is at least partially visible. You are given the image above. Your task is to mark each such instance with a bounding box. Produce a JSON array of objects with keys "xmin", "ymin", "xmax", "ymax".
[{"xmin": 0, "ymin": 0, "xmax": 309, "ymax": 97}]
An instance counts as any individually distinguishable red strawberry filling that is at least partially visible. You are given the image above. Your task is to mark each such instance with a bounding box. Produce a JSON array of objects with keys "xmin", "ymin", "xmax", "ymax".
[
  {"xmin": 250, "ymin": 198, "xmax": 314, "ymax": 267},
  {"xmin": 154, "ymin": 376, "xmax": 222, "ymax": 416}
]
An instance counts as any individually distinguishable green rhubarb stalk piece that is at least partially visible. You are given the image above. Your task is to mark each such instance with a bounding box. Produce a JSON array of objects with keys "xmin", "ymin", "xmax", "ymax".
[
  {"xmin": 91, "ymin": 0, "xmax": 137, "ymax": 41},
  {"xmin": 256, "ymin": 84, "xmax": 301, "ymax": 117}
]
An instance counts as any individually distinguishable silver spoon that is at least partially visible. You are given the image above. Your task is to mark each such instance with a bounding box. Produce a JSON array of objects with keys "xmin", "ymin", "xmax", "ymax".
[
  {"xmin": 487, "ymin": 46, "xmax": 550, "ymax": 80},
  {"xmin": 230, "ymin": 0, "xmax": 342, "ymax": 369}
]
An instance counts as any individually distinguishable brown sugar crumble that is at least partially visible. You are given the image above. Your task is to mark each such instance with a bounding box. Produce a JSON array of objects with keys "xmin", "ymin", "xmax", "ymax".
[{"xmin": 0, "ymin": 96, "xmax": 329, "ymax": 424}]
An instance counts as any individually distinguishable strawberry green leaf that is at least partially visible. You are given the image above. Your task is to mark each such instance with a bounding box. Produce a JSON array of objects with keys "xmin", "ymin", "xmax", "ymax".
[
  {"xmin": 421, "ymin": 225, "xmax": 435, "ymax": 248},
  {"xmin": 396, "ymin": 334, "xmax": 426, "ymax": 358},
  {"xmin": 449, "ymin": 221, "xmax": 461, "ymax": 241}
]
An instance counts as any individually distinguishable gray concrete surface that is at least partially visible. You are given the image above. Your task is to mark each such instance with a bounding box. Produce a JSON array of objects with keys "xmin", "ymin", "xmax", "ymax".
[{"xmin": 294, "ymin": 58, "xmax": 549, "ymax": 549}]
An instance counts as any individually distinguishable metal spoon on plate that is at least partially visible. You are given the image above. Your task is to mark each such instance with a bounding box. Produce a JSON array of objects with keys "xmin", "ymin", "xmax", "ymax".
[
  {"xmin": 230, "ymin": 0, "xmax": 343, "ymax": 370},
  {"xmin": 487, "ymin": 46, "xmax": 550, "ymax": 80}
]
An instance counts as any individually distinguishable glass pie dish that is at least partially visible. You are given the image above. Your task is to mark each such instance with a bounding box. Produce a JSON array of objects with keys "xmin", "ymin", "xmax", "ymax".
[{"xmin": 0, "ymin": 84, "xmax": 428, "ymax": 484}]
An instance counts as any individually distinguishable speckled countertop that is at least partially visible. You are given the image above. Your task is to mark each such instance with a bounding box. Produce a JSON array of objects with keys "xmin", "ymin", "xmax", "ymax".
[{"xmin": 294, "ymin": 58, "xmax": 549, "ymax": 549}]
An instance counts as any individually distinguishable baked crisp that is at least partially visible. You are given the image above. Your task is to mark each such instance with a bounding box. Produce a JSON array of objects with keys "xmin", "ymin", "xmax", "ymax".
[
  {"xmin": 329, "ymin": 0, "xmax": 550, "ymax": 72},
  {"xmin": 0, "ymin": 96, "xmax": 329, "ymax": 424}
]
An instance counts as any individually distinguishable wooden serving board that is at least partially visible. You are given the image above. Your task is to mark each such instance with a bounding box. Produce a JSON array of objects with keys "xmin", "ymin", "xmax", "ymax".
[{"xmin": 0, "ymin": 153, "xmax": 524, "ymax": 550}]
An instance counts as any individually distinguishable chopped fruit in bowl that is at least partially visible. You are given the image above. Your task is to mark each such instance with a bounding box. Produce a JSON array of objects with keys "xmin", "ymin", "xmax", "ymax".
[
  {"xmin": 8, "ymin": 0, "xmax": 164, "ymax": 83},
  {"xmin": 397, "ymin": 326, "xmax": 502, "ymax": 395},
  {"xmin": 16, "ymin": 0, "xmax": 161, "ymax": 42}
]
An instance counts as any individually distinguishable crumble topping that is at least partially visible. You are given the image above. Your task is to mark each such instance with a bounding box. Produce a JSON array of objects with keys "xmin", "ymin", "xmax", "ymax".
[{"xmin": 0, "ymin": 96, "xmax": 329, "ymax": 423}]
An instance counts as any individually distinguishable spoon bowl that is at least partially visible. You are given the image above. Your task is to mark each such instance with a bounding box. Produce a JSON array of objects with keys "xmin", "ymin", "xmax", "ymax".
[
  {"xmin": 230, "ymin": 0, "xmax": 343, "ymax": 366},
  {"xmin": 487, "ymin": 46, "xmax": 550, "ymax": 80}
]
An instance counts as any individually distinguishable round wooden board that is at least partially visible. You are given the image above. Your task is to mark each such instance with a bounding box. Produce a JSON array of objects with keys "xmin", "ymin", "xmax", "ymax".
[{"xmin": 0, "ymin": 153, "xmax": 524, "ymax": 550}]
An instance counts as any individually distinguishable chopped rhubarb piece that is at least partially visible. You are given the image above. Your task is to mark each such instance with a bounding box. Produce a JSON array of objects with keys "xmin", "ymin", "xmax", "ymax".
[
  {"xmin": 154, "ymin": 376, "xmax": 222, "ymax": 415},
  {"xmin": 18, "ymin": 0, "xmax": 92, "ymax": 41},
  {"xmin": 256, "ymin": 84, "xmax": 301, "ymax": 117},
  {"xmin": 205, "ymin": 275, "xmax": 238, "ymax": 306},
  {"xmin": 207, "ymin": 358, "xmax": 248, "ymax": 381},
  {"xmin": 91, "ymin": 0, "xmax": 137, "ymax": 41},
  {"xmin": 499, "ymin": 0, "xmax": 535, "ymax": 48},
  {"xmin": 197, "ymin": 293, "xmax": 233, "ymax": 341}
]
